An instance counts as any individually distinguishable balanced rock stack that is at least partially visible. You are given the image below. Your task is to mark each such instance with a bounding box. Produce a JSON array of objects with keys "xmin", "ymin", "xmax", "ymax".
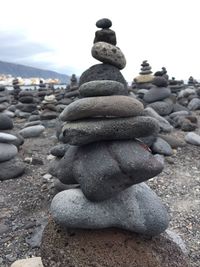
[
  {"xmin": 40, "ymin": 95, "xmax": 58, "ymax": 121},
  {"xmin": 37, "ymin": 80, "xmax": 48, "ymax": 102},
  {"xmin": 64, "ymin": 74, "xmax": 80, "ymax": 101},
  {"xmin": 0, "ymin": 85, "xmax": 11, "ymax": 115},
  {"xmin": 145, "ymin": 76, "xmax": 174, "ymax": 116},
  {"xmin": 134, "ymin": 60, "xmax": 154, "ymax": 89},
  {"xmin": 11, "ymin": 78, "xmax": 21, "ymax": 102},
  {"xmin": 39, "ymin": 19, "xmax": 193, "ymax": 267},
  {"xmin": 15, "ymin": 90, "xmax": 38, "ymax": 118},
  {"xmin": 0, "ymin": 132, "xmax": 25, "ymax": 180}
]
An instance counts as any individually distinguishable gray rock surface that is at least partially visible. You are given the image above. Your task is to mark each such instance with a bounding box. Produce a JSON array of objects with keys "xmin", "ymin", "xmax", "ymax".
[
  {"xmin": 19, "ymin": 125, "xmax": 45, "ymax": 138},
  {"xmin": 79, "ymin": 80, "xmax": 127, "ymax": 97},
  {"xmin": 0, "ymin": 143, "xmax": 18, "ymax": 162},
  {"xmin": 50, "ymin": 183, "xmax": 169, "ymax": 236},
  {"xmin": 0, "ymin": 156, "xmax": 25, "ymax": 180},
  {"xmin": 51, "ymin": 140, "xmax": 164, "ymax": 201},
  {"xmin": 151, "ymin": 137, "xmax": 173, "ymax": 156},
  {"xmin": 144, "ymin": 87, "xmax": 171, "ymax": 103},
  {"xmin": 60, "ymin": 95, "xmax": 144, "ymax": 121},
  {"xmin": 148, "ymin": 100, "xmax": 173, "ymax": 116},
  {"xmin": 188, "ymin": 98, "xmax": 200, "ymax": 111},
  {"xmin": 0, "ymin": 114, "xmax": 13, "ymax": 130},
  {"xmin": 91, "ymin": 42, "xmax": 126, "ymax": 69},
  {"xmin": 62, "ymin": 116, "xmax": 160, "ymax": 145},
  {"xmin": 185, "ymin": 132, "xmax": 200, "ymax": 146}
]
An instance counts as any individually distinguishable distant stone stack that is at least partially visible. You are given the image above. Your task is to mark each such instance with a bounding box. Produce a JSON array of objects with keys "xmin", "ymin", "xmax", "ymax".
[
  {"xmin": 15, "ymin": 91, "xmax": 38, "ymax": 118},
  {"xmin": 133, "ymin": 60, "xmax": 154, "ymax": 89},
  {"xmin": 11, "ymin": 78, "xmax": 21, "ymax": 102},
  {"xmin": 187, "ymin": 76, "xmax": 198, "ymax": 87},
  {"xmin": 64, "ymin": 74, "xmax": 79, "ymax": 100},
  {"xmin": 41, "ymin": 18, "xmax": 175, "ymax": 267},
  {"xmin": 40, "ymin": 95, "xmax": 58, "ymax": 121},
  {"xmin": 0, "ymin": 86, "xmax": 10, "ymax": 115},
  {"xmin": 37, "ymin": 80, "xmax": 48, "ymax": 101}
]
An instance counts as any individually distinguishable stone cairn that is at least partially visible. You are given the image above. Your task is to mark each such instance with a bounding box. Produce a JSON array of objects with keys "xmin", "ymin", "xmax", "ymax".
[
  {"xmin": 0, "ymin": 85, "xmax": 10, "ymax": 115},
  {"xmin": 64, "ymin": 74, "xmax": 79, "ymax": 100},
  {"xmin": 11, "ymin": 78, "xmax": 21, "ymax": 102},
  {"xmin": 39, "ymin": 18, "xmax": 183, "ymax": 267},
  {"xmin": 37, "ymin": 80, "xmax": 48, "ymax": 102},
  {"xmin": 133, "ymin": 60, "xmax": 154, "ymax": 89}
]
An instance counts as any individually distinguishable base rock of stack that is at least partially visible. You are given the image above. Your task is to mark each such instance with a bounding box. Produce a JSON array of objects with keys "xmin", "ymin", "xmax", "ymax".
[
  {"xmin": 0, "ymin": 156, "xmax": 25, "ymax": 180},
  {"xmin": 41, "ymin": 218, "xmax": 189, "ymax": 267}
]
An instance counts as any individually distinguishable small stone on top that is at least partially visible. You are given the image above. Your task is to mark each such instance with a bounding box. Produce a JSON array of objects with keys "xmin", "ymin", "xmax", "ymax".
[{"xmin": 96, "ymin": 18, "xmax": 112, "ymax": 29}]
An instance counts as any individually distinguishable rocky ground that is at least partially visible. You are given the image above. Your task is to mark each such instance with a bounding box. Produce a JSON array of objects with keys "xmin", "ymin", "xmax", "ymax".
[{"xmin": 0, "ymin": 118, "xmax": 199, "ymax": 267}]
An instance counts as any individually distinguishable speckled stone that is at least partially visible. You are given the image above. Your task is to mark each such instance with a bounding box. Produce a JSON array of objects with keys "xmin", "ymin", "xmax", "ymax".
[
  {"xmin": 62, "ymin": 116, "xmax": 160, "ymax": 145},
  {"xmin": 91, "ymin": 42, "xmax": 126, "ymax": 69},
  {"xmin": 41, "ymin": 219, "xmax": 189, "ymax": 267},
  {"xmin": 79, "ymin": 64, "xmax": 127, "ymax": 89},
  {"xmin": 60, "ymin": 96, "xmax": 144, "ymax": 121}
]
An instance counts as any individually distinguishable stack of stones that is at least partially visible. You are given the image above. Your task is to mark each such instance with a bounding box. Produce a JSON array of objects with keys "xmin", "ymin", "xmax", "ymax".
[
  {"xmin": 11, "ymin": 78, "xmax": 21, "ymax": 102},
  {"xmin": 0, "ymin": 86, "xmax": 11, "ymax": 116},
  {"xmin": 133, "ymin": 60, "xmax": 154, "ymax": 89},
  {"xmin": 187, "ymin": 76, "xmax": 198, "ymax": 87},
  {"xmin": 64, "ymin": 74, "xmax": 79, "ymax": 100},
  {"xmin": 0, "ymin": 132, "xmax": 25, "ymax": 180},
  {"xmin": 144, "ymin": 76, "xmax": 174, "ymax": 117},
  {"xmin": 41, "ymin": 18, "xmax": 175, "ymax": 267},
  {"xmin": 15, "ymin": 90, "xmax": 38, "ymax": 118},
  {"xmin": 40, "ymin": 95, "xmax": 58, "ymax": 122},
  {"xmin": 37, "ymin": 80, "xmax": 48, "ymax": 102}
]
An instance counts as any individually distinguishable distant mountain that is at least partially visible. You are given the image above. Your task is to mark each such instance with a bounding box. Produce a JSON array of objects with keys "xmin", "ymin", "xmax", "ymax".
[{"xmin": 0, "ymin": 60, "xmax": 70, "ymax": 84}]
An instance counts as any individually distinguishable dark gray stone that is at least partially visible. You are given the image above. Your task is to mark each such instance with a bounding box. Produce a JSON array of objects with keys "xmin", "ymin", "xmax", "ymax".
[
  {"xmin": 151, "ymin": 137, "xmax": 173, "ymax": 156},
  {"xmin": 143, "ymin": 87, "xmax": 171, "ymax": 103},
  {"xmin": 62, "ymin": 116, "xmax": 160, "ymax": 145},
  {"xmin": 188, "ymin": 98, "xmax": 200, "ymax": 111},
  {"xmin": 79, "ymin": 80, "xmax": 127, "ymax": 97},
  {"xmin": 50, "ymin": 144, "xmax": 70, "ymax": 158},
  {"xmin": 52, "ymin": 140, "xmax": 164, "ymax": 201},
  {"xmin": 96, "ymin": 18, "xmax": 112, "ymax": 29},
  {"xmin": 79, "ymin": 64, "xmax": 127, "ymax": 89},
  {"xmin": 0, "ymin": 156, "xmax": 25, "ymax": 180},
  {"xmin": 0, "ymin": 114, "xmax": 13, "ymax": 130},
  {"xmin": 148, "ymin": 101, "xmax": 173, "ymax": 116},
  {"xmin": 94, "ymin": 29, "xmax": 116, "ymax": 45},
  {"xmin": 0, "ymin": 143, "xmax": 18, "ymax": 162}
]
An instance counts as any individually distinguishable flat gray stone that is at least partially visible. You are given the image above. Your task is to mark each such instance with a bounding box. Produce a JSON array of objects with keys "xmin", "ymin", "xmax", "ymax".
[
  {"xmin": 144, "ymin": 87, "xmax": 171, "ymax": 103},
  {"xmin": 91, "ymin": 42, "xmax": 126, "ymax": 69},
  {"xmin": 0, "ymin": 114, "xmax": 13, "ymax": 130},
  {"xmin": 0, "ymin": 133, "xmax": 17, "ymax": 143},
  {"xmin": 51, "ymin": 183, "xmax": 169, "ymax": 236},
  {"xmin": 60, "ymin": 96, "xmax": 144, "ymax": 121},
  {"xmin": 19, "ymin": 125, "xmax": 45, "ymax": 138},
  {"xmin": 62, "ymin": 116, "xmax": 160, "ymax": 145},
  {"xmin": 0, "ymin": 143, "xmax": 18, "ymax": 162},
  {"xmin": 185, "ymin": 132, "xmax": 200, "ymax": 146},
  {"xmin": 151, "ymin": 137, "xmax": 173, "ymax": 156},
  {"xmin": 51, "ymin": 140, "xmax": 164, "ymax": 201},
  {"xmin": 0, "ymin": 156, "xmax": 25, "ymax": 180},
  {"xmin": 79, "ymin": 80, "xmax": 127, "ymax": 97},
  {"xmin": 158, "ymin": 134, "xmax": 186, "ymax": 148}
]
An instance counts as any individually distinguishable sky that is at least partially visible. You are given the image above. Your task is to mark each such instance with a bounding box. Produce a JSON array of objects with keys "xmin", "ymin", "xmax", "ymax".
[{"xmin": 0, "ymin": 0, "xmax": 200, "ymax": 82}]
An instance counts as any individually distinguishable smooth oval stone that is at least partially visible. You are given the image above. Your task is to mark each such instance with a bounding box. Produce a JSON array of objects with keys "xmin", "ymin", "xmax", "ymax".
[
  {"xmin": 92, "ymin": 42, "xmax": 126, "ymax": 69},
  {"xmin": 96, "ymin": 18, "xmax": 112, "ymax": 28},
  {"xmin": 152, "ymin": 76, "xmax": 168, "ymax": 87},
  {"xmin": 50, "ymin": 183, "xmax": 169, "ymax": 236},
  {"xmin": 185, "ymin": 132, "xmax": 200, "ymax": 146},
  {"xmin": 158, "ymin": 134, "xmax": 186, "ymax": 148},
  {"xmin": 19, "ymin": 91, "xmax": 34, "ymax": 97},
  {"xmin": 148, "ymin": 101, "xmax": 173, "ymax": 116},
  {"xmin": 24, "ymin": 120, "xmax": 42, "ymax": 128},
  {"xmin": 79, "ymin": 80, "xmax": 127, "ymax": 97},
  {"xmin": 0, "ymin": 133, "xmax": 17, "ymax": 143},
  {"xmin": 134, "ymin": 74, "xmax": 154, "ymax": 84},
  {"xmin": 0, "ymin": 143, "xmax": 18, "ymax": 162},
  {"xmin": 0, "ymin": 114, "xmax": 13, "ymax": 130},
  {"xmin": 151, "ymin": 137, "xmax": 173, "ymax": 156},
  {"xmin": 79, "ymin": 64, "xmax": 127, "ymax": 89},
  {"xmin": 19, "ymin": 125, "xmax": 45, "ymax": 138},
  {"xmin": 188, "ymin": 98, "xmax": 200, "ymax": 111},
  {"xmin": 19, "ymin": 96, "xmax": 34, "ymax": 103},
  {"xmin": 144, "ymin": 87, "xmax": 171, "ymax": 103},
  {"xmin": 60, "ymin": 96, "xmax": 144, "ymax": 121},
  {"xmin": 62, "ymin": 116, "xmax": 160, "ymax": 145},
  {"xmin": 16, "ymin": 103, "xmax": 37, "ymax": 113}
]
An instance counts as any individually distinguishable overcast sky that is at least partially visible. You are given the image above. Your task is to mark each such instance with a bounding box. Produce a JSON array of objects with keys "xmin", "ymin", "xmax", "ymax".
[{"xmin": 0, "ymin": 0, "xmax": 200, "ymax": 81}]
